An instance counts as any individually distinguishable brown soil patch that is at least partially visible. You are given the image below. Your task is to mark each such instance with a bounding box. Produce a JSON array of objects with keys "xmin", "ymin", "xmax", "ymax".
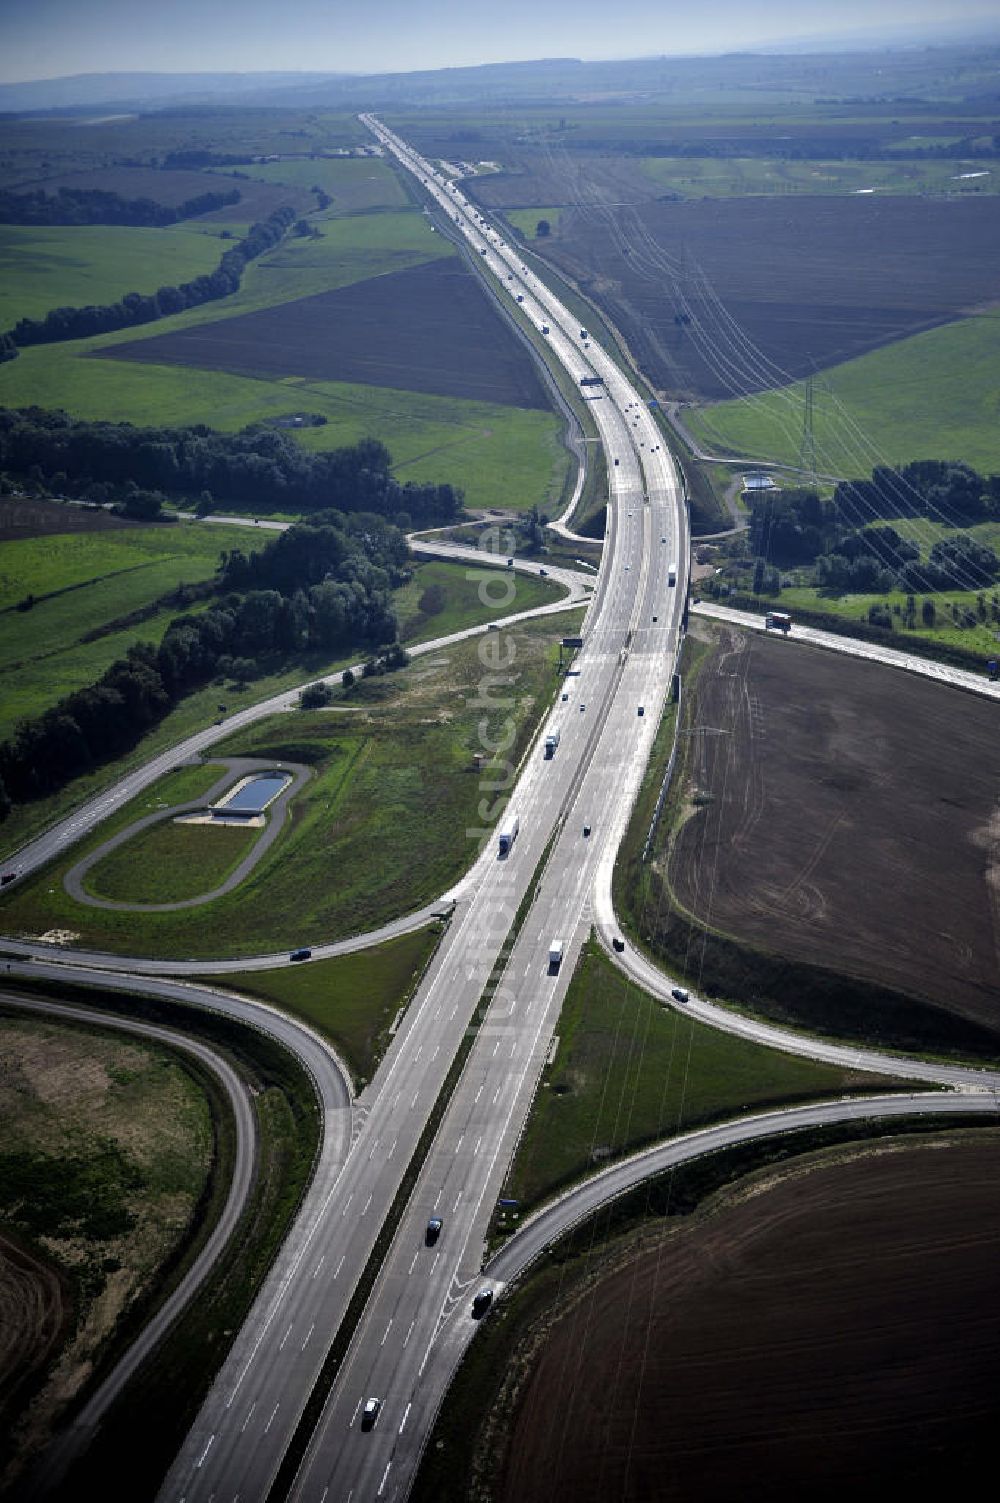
[
  {"xmin": 499, "ymin": 1134, "xmax": 1000, "ymax": 1503},
  {"xmin": 0, "ymin": 1231, "xmax": 69, "ymax": 1436},
  {"xmin": 0, "ymin": 1014, "xmax": 211, "ymax": 1490},
  {"xmin": 99, "ymin": 256, "xmax": 552, "ymax": 409},
  {"xmin": 0, "ymin": 496, "xmax": 135, "ymax": 542},
  {"xmin": 669, "ymin": 628, "xmax": 1000, "ymax": 1030},
  {"xmin": 541, "ymin": 195, "xmax": 1000, "ymax": 399}
]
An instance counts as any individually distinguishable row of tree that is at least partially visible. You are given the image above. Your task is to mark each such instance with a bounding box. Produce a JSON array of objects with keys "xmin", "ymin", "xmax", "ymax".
[
  {"xmin": 5, "ymin": 206, "xmax": 296, "ymax": 351},
  {"xmin": 0, "ymin": 184, "xmax": 240, "ymax": 227},
  {"xmin": 0, "ymin": 515, "xmax": 407, "ymax": 813},
  {"xmin": 0, "ymin": 408, "xmax": 464, "ymax": 527}
]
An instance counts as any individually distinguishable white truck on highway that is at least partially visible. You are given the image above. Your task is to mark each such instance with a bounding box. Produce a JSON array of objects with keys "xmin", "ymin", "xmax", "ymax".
[
  {"xmin": 544, "ymin": 728, "xmax": 561, "ymax": 759},
  {"xmin": 668, "ymin": 562, "xmax": 678, "ymax": 587},
  {"xmin": 548, "ymin": 939, "xmax": 564, "ymax": 972},
  {"xmin": 498, "ymin": 814, "xmax": 519, "ymax": 856}
]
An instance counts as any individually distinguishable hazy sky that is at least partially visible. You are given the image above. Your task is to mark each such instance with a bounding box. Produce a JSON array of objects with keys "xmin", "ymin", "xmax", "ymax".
[{"xmin": 1, "ymin": 0, "xmax": 997, "ymax": 83}]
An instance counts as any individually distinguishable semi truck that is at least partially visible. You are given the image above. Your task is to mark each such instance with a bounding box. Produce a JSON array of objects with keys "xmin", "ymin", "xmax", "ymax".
[
  {"xmin": 498, "ymin": 814, "xmax": 519, "ymax": 856},
  {"xmin": 667, "ymin": 562, "xmax": 678, "ymax": 586},
  {"xmin": 765, "ymin": 611, "xmax": 792, "ymax": 633},
  {"xmin": 548, "ymin": 939, "xmax": 564, "ymax": 972},
  {"xmin": 544, "ymin": 728, "xmax": 561, "ymax": 759}
]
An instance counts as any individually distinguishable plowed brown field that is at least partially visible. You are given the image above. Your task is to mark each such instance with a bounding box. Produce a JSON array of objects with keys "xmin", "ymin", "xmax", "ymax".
[
  {"xmin": 540, "ymin": 195, "xmax": 1000, "ymax": 398},
  {"xmin": 102, "ymin": 255, "xmax": 551, "ymax": 409},
  {"xmin": 669, "ymin": 627, "xmax": 1000, "ymax": 1032},
  {"xmin": 500, "ymin": 1134, "xmax": 1000, "ymax": 1503}
]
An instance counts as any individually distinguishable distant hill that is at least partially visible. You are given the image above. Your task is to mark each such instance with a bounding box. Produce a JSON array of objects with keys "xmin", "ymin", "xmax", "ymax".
[
  {"xmin": 3, "ymin": 42, "xmax": 1000, "ymax": 116},
  {"xmin": 0, "ymin": 71, "xmax": 349, "ymax": 113}
]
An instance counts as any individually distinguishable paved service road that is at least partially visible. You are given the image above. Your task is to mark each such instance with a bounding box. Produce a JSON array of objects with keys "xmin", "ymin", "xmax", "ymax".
[{"xmin": 693, "ymin": 601, "xmax": 1000, "ymax": 701}]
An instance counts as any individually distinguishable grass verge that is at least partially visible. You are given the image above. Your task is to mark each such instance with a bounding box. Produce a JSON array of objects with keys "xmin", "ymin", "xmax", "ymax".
[
  {"xmin": 213, "ymin": 922, "xmax": 446, "ymax": 1090},
  {"xmin": 84, "ymin": 819, "xmax": 261, "ymax": 903},
  {"xmin": 0, "ymin": 557, "xmax": 574, "ymax": 865},
  {"xmin": 499, "ymin": 938, "xmax": 898, "ymax": 1216}
]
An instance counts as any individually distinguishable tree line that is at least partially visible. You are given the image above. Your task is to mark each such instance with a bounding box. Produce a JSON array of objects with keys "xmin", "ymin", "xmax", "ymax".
[
  {"xmin": 4, "ymin": 206, "xmax": 296, "ymax": 352},
  {"xmin": 0, "ymin": 407, "xmax": 464, "ymax": 528},
  {"xmin": 0, "ymin": 515, "xmax": 407, "ymax": 816},
  {"xmin": 748, "ymin": 461, "xmax": 1000, "ymax": 595},
  {"xmin": 0, "ymin": 184, "xmax": 241, "ymax": 227}
]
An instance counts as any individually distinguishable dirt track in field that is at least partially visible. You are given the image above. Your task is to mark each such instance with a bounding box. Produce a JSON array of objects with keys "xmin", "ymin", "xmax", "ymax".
[
  {"xmin": 668, "ymin": 627, "xmax": 1000, "ymax": 1030},
  {"xmin": 499, "ymin": 1133, "xmax": 1000, "ymax": 1503},
  {"xmin": 104, "ymin": 255, "xmax": 552, "ymax": 410}
]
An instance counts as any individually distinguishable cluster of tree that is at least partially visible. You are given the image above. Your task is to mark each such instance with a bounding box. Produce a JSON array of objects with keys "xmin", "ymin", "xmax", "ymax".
[
  {"xmin": 834, "ymin": 461, "xmax": 1000, "ymax": 529},
  {"xmin": 0, "ymin": 517, "xmax": 405, "ymax": 813},
  {"xmin": 161, "ymin": 150, "xmax": 251, "ymax": 169},
  {"xmin": 0, "ymin": 408, "xmax": 464, "ymax": 527},
  {"xmin": 749, "ymin": 465, "xmax": 1000, "ymax": 595},
  {"xmin": 6, "ymin": 206, "xmax": 295, "ymax": 350},
  {"xmin": 0, "ymin": 184, "xmax": 240, "ymax": 227}
]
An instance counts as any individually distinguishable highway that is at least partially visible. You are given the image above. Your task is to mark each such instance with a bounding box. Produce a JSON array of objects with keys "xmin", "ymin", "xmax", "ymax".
[
  {"xmin": 4, "ymin": 114, "xmax": 998, "ymax": 1503},
  {"xmin": 151, "ymin": 116, "xmax": 689, "ymax": 1503}
]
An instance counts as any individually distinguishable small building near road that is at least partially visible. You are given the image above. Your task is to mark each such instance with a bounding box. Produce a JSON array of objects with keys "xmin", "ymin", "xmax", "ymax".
[{"xmin": 742, "ymin": 472, "xmax": 778, "ymax": 498}]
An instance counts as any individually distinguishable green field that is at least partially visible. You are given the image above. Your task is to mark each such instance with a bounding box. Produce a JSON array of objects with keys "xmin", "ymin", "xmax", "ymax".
[
  {"xmin": 0, "ymin": 615, "xmax": 568, "ymax": 956},
  {"xmin": 504, "ymin": 941, "xmax": 898, "ymax": 1213},
  {"xmin": 0, "ymin": 524, "xmax": 235, "ymax": 740},
  {"xmin": 640, "ymin": 155, "xmax": 999, "ymax": 198},
  {"xmin": 0, "ymin": 224, "xmax": 225, "ymax": 328},
  {"xmin": 396, "ymin": 560, "xmax": 565, "ymax": 639},
  {"xmin": 0, "ymin": 342, "xmax": 567, "ymax": 512},
  {"xmin": 0, "ymin": 560, "xmax": 581, "ymax": 865},
  {"xmin": 771, "ymin": 583, "xmax": 1000, "ymax": 659},
  {"xmin": 686, "ymin": 308, "xmax": 1000, "ymax": 476},
  {"xmin": 501, "ymin": 208, "xmax": 565, "ymax": 238},
  {"xmin": 213, "ymin": 156, "xmax": 411, "ymax": 213},
  {"xmin": 217, "ymin": 924, "xmax": 443, "ymax": 1087},
  {"xmin": 85, "ymin": 818, "xmax": 260, "ymax": 903}
]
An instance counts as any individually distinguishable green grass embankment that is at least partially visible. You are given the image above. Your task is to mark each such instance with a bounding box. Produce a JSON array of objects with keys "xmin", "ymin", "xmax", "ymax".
[
  {"xmin": 218, "ymin": 922, "xmax": 444, "ymax": 1089},
  {"xmin": 501, "ymin": 940, "xmax": 896, "ymax": 1215}
]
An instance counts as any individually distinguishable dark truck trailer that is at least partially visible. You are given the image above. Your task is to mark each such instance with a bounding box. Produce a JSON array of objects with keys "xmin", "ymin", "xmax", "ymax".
[{"xmin": 765, "ymin": 611, "xmax": 792, "ymax": 633}]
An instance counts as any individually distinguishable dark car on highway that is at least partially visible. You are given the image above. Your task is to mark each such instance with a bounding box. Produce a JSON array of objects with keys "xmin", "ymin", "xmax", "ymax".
[
  {"xmin": 290, "ymin": 948, "xmax": 312, "ymax": 962},
  {"xmin": 426, "ymin": 1217, "xmax": 443, "ymax": 1245}
]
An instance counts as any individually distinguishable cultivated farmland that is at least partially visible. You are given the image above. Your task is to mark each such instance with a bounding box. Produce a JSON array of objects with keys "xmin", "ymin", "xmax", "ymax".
[
  {"xmin": 0, "ymin": 519, "xmax": 237, "ymax": 738},
  {"xmin": 100, "ymin": 256, "xmax": 552, "ymax": 408},
  {"xmin": 538, "ymin": 194, "xmax": 1000, "ymax": 399},
  {"xmin": 497, "ymin": 1132, "xmax": 1000, "ymax": 1503},
  {"xmin": 665, "ymin": 627, "xmax": 1000, "ymax": 1038}
]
